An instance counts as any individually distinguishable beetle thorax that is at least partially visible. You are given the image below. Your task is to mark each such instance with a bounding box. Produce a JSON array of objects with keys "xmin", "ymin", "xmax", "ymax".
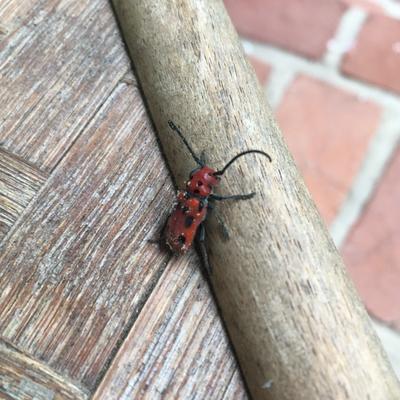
[{"xmin": 186, "ymin": 166, "xmax": 220, "ymax": 197}]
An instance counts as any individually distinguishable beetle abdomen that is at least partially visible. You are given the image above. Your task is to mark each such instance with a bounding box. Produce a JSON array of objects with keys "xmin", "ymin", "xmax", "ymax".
[{"xmin": 166, "ymin": 191, "xmax": 207, "ymax": 253}]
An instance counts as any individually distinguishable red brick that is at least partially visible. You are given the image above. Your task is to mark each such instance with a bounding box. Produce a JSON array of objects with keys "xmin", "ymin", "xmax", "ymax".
[
  {"xmin": 342, "ymin": 148, "xmax": 400, "ymax": 327},
  {"xmin": 224, "ymin": 0, "xmax": 347, "ymax": 59},
  {"xmin": 247, "ymin": 56, "xmax": 271, "ymax": 85},
  {"xmin": 342, "ymin": 0, "xmax": 384, "ymax": 13},
  {"xmin": 277, "ymin": 75, "xmax": 381, "ymax": 224},
  {"xmin": 342, "ymin": 14, "xmax": 400, "ymax": 94}
]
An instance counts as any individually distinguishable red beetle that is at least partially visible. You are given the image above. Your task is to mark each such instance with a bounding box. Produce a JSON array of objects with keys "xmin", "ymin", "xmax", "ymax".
[{"xmin": 162, "ymin": 120, "xmax": 271, "ymax": 273}]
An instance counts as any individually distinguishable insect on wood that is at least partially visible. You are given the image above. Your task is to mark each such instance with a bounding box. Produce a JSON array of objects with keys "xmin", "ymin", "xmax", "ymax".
[{"xmin": 161, "ymin": 120, "xmax": 271, "ymax": 273}]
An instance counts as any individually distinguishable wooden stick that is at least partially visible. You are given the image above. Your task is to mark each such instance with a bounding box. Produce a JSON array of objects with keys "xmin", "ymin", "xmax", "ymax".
[{"xmin": 111, "ymin": 1, "xmax": 400, "ymax": 398}]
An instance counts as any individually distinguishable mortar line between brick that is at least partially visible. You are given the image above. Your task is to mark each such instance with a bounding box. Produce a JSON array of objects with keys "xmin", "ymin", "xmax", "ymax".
[
  {"xmin": 241, "ymin": 39, "xmax": 400, "ymax": 109},
  {"xmin": 265, "ymin": 68, "xmax": 295, "ymax": 110},
  {"xmin": 241, "ymin": 37, "xmax": 400, "ymax": 370},
  {"xmin": 322, "ymin": 7, "xmax": 367, "ymax": 70},
  {"xmin": 242, "ymin": 39, "xmax": 400, "ymax": 249},
  {"xmin": 330, "ymin": 108, "xmax": 400, "ymax": 247},
  {"xmin": 375, "ymin": 0, "xmax": 400, "ymax": 18}
]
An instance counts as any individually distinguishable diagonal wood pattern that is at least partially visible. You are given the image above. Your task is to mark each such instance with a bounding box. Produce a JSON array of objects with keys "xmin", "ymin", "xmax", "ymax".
[
  {"xmin": 93, "ymin": 253, "xmax": 244, "ymax": 399},
  {"xmin": 0, "ymin": 0, "xmax": 247, "ymax": 398},
  {"xmin": 0, "ymin": 148, "xmax": 47, "ymax": 241},
  {"xmin": 0, "ymin": 0, "xmax": 130, "ymax": 171},
  {"xmin": 0, "ymin": 338, "xmax": 89, "ymax": 400},
  {"xmin": 0, "ymin": 83, "xmax": 174, "ymax": 389}
]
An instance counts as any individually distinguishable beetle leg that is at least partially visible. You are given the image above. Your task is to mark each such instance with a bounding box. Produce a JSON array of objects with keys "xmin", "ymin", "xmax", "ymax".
[
  {"xmin": 197, "ymin": 223, "xmax": 212, "ymax": 275},
  {"xmin": 216, "ymin": 213, "xmax": 230, "ymax": 241},
  {"xmin": 207, "ymin": 202, "xmax": 230, "ymax": 241},
  {"xmin": 209, "ymin": 192, "xmax": 256, "ymax": 201}
]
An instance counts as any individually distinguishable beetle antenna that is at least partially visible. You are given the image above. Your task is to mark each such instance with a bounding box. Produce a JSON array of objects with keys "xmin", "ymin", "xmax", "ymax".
[
  {"xmin": 214, "ymin": 150, "xmax": 272, "ymax": 176},
  {"xmin": 168, "ymin": 120, "xmax": 203, "ymax": 166}
]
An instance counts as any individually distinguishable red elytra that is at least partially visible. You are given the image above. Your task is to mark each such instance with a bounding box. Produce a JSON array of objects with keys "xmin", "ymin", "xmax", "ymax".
[
  {"xmin": 163, "ymin": 121, "xmax": 271, "ymax": 272},
  {"xmin": 165, "ymin": 191, "xmax": 208, "ymax": 253}
]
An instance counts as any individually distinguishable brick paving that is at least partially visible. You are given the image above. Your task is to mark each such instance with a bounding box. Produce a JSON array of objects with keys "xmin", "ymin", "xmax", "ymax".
[
  {"xmin": 342, "ymin": 0, "xmax": 384, "ymax": 13},
  {"xmin": 343, "ymin": 147, "xmax": 400, "ymax": 328},
  {"xmin": 248, "ymin": 56, "xmax": 271, "ymax": 85},
  {"xmin": 224, "ymin": 0, "xmax": 400, "ymax": 375},
  {"xmin": 224, "ymin": 0, "xmax": 346, "ymax": 59},
  {"xmin": 276, "ymin": 75, "xmax": 381, "ymax": 224},
  {"xmin": 342, "ymin": 14, "xmax": 400, "ymax": 94}
]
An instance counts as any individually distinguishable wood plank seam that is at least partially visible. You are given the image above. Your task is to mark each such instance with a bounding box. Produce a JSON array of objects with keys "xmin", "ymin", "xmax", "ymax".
[
  {"xmin": 0, "ymin": 337, "xmax": 89, "ymax": 400},
  {"xmin": 0, "ymin": 77, "xmax": 129, "ymax": 246},
  {"xmin": 0, "ymin": 82, "xmax": 179, "ymax": 391},
  {"xmin": 221, "ymin": 365, "xmax": 247, "ymax": 399},
  {"xmin": 91, "ymin": 183, "xmax": 173, "ymax": 392},
  {"xmin": 92, "ymin": 252, "xmax": 248, "ymax": 399},
  {"xmin": 0, "ymin": 0, "xmax": 132, "ymax": 170},
  {"xmin": 48, "ymin": 75, "xmax": 132, "ymax": 173},
  {"xmin": 0, "ymin": 147, "xmax": 48, "ymax": 242}
]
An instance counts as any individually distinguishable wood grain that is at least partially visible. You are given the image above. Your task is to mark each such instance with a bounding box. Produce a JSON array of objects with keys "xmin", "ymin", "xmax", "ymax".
[
  {"xmin": 0, "ymin": 77, "xmax": 246, "ymax": 397},
  {"xmin": 222, "ymin": 371, "xmax": 249, "ymax": 400},
  {"xmin": 0, "ymin": 83, "xmax": 174, "ymax": 390},
  {"xmin": 0, "ymin": 148, "xmax": 47, "ymax": 241},
  {"xmin": 0, "ymin": 0, "xmax": 49, "ymax": 37},
  {"xmin": 0, "ymin": 338, "xmax": 89, "ymax": 400},
  {"xmin": 112, "ymin": 0, "xmax": 400, "ymax": 398},
  {"xmin": 93, "ymin": 252, "xmax": 248, "ymax": 400},
  {"xmin": 0, "ymin": 0, "xmax": 250, "ymax": 397},
  {"xmin": 0, "ymin": 0, "xmax": 130, "ymax": 171}
]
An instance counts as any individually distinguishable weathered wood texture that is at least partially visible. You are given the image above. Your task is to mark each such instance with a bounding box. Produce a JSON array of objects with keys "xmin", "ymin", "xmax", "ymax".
[
  {"xmin": 0, "ymin": 0, "xmax": 41, "ymax": 33},
  {"xmin": 0, "ymin": 83, "xmax": 173, "ymax": 390},
  {"xmin": 0, "ymin": 0, "xmax": 129, "ymax": 171},
  {"xmin": 0, "ymin": 0, "xmax": 248, "ymax": 397},
  {"xmin": 93, "ymin": 252, "xmax": 246, "ymax": 399},
  {"xmin": 0, "ymin": 148, "xmax": 47, "ymax": 241},
  {"xmin": 112, "ymin": 0, "xmax": 400, "ymax": 399},
  {"xmin": 0, "ymin": 338, "xmax": 89, "ymax": 400}
]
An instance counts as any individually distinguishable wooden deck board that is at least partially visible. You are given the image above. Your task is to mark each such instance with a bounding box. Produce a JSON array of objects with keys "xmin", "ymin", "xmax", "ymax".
[
  {"xmin": 0, "ymin": 83, "xmax": 174, "ymax": 389},
  {"xmin": 0, "ymin": 148, "xmax": 47, "ymax": 241},
  {"xmin": 0, "ymin": 0, "xmax": 130, "ymax": 171},
  {"xmin": 0, "ymin": 0, "xmax": 247, "ymax": 397},
  {"xmin": 93, "ymin": 253, "xmax": 247, "ymax": 399},
  {"xmin": 0, "ymin": 338, "xmax": 89, "ymax": 400},
  {"xmin": 0, "ymin": 0, "xmax": 43, "ymax": 35}
]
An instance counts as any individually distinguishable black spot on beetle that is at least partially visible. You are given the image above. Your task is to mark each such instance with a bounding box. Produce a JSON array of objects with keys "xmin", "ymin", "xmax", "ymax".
[
  {"xmin": 185, "ymin": 216, "xmax": 194, "ymax": 228},
  {"xmin": 197, "ymin": 181, "xmax": 203, "ymax": 186},
  {"xmin": 178, "ymin": 234, "xmax": 186, "ymax": 244},
  {"xmin": 182, "ymin": 206, "xmax": 189, "ymax": 213}
]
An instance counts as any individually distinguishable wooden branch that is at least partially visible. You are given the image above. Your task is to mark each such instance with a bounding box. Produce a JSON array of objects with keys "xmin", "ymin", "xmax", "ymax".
[{"xmin": 111, "ymin": 0, "xmax": 400, "ymax": 399}]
